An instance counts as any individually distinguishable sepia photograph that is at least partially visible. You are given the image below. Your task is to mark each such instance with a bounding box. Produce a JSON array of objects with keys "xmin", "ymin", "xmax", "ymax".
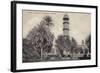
[
  {"xmin": 11, "ymin": 1, "xmax": 97, "ymax": 72},
  {"xmin": 22, "ymin": 10, "xmax": 91, "ymax": 63}
]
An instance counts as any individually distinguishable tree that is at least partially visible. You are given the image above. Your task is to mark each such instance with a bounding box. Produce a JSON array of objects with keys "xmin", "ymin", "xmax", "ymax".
[
  {"xmin": 70, "ymin": 37, "xmax": 77, "ymax": 58},
  {"xmin": 71, "ymin": 37, "xmax": 77, "ymax": 48},
  {"xmin": 25, "ymin": 16, "xmax": 54, "ymax": 61},
  {"xmin": 85, "ymin": 35, "xmax": 91, "ymax": 53},
  {"xmin": 23, "ymin": 39, "xmax": 40, "ymax": 62},
  {"xmin": 55, "ymin": 35, "xmax": 71, "ymax": 57}
]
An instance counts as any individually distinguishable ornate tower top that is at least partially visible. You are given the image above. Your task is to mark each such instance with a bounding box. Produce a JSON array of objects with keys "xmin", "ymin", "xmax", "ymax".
[
  {"xmin": 63, "ymin": 14, "xmax": 69, "ymax": 21},
  {"xmin": 63, "ymin": 14, "xmax": 70, "ymax": 40}
]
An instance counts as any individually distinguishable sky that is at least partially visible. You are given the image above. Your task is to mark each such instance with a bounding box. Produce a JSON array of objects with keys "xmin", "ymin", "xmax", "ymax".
[{"xmin": 22, "ymin": 10, "xmax": 91, "ymax": 45}]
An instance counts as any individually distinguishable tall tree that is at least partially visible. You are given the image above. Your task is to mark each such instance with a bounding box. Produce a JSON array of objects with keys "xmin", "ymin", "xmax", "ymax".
[
  {"xmin": 69, "ymin": 37, "xmax": 77, "ymax": 59},
  {"xmin": 71, "ymin": 37, "xmax": 77, "ymax": 53},
  {"xmin": 25, "ymin": 16, "xmax": 54, "ymax": 61}
]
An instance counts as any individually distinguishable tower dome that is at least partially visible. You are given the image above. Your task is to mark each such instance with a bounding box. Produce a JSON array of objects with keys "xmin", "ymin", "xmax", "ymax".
[{"xmin": 63, "ymin": 14, "xmax": 69, "ymax": 21}]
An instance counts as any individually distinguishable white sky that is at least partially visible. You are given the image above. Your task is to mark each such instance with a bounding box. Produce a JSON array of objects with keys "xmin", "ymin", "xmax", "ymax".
[{"xmin": 22, "ymin": 10, "xmax": 91, "ymax": 45}]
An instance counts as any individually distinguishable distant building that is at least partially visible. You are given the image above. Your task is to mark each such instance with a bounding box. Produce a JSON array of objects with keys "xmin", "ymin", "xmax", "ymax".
[{"xmin": 73, "ymin": 40, "xmax": 90, "ymax": 59}]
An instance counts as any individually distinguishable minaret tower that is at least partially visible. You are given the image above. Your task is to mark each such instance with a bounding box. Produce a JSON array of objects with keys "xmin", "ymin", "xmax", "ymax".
[{"xmin": 63, "ymin": 14, "xmax": 70, "ymax": 40}]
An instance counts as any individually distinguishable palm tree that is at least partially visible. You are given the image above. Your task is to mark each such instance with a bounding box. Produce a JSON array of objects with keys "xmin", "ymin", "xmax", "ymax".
[{"xmin": 43, "ymin": 16, "xmax": 53, "ymax": 26}]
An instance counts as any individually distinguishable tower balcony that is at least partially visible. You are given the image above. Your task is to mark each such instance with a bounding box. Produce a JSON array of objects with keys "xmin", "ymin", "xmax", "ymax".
[
  {"xmin": 63, "ymin": 17, "xmax": 69, "ymax": 21},
  {"xmin": 63, "ymin": 28, "xmax": 69, "ymax": 30},
  {"xmin": 63, "ymin": 22, "xmax": 69, "ymax": 24}
]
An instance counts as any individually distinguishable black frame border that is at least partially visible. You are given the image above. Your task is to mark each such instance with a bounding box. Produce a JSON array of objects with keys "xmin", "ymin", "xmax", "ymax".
[{"xmin": 11, "ymin": 1, "xmax": 98, "ymax": 72}]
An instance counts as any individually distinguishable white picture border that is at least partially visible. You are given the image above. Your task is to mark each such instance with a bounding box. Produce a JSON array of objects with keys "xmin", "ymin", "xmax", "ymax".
[{"xmin": 16, "ymin": 3, "xmax": 96, "ymax": 70}]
